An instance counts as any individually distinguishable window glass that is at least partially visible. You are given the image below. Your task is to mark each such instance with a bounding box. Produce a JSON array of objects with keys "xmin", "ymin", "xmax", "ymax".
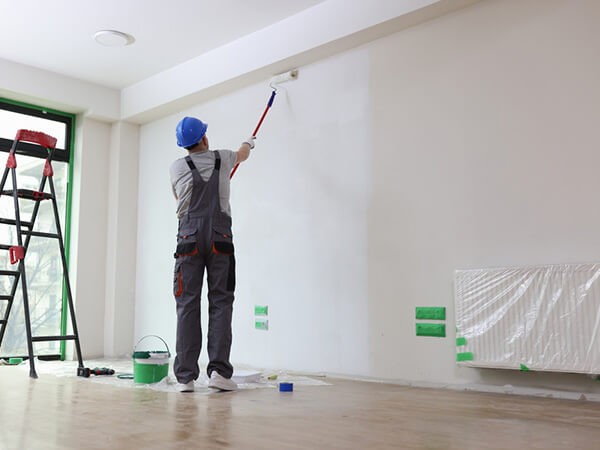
[{"xmin": 0, "ymin": 110, "xmax": 67, "ymax": 149}]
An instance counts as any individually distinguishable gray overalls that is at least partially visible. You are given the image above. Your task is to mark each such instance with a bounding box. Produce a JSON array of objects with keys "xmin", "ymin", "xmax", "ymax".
[{"xmin": 173, "ymin": 151, "xmax": 235, "ymax": 383}]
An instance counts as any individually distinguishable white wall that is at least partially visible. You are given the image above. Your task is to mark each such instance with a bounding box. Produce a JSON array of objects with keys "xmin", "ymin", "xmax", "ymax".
[
  {"xmin": 68, "ymin": 119, "xmax": 140, "ymax": 359},
  {"xmin": 134, "ymin": 0, "xmax": 600, "ymax": 392},
  {"xmin": 368, "ymin": 0, "xmax": 600, "ymax": 390},
  {"xmin": 135, "ymin": 49, "xmax": 371, "ymax": 375},
  {"xmin": 69, "ymin": 117, "xmax": 111, "ymax": 357},
  {"xmin": 104, "ymin": 122, "xmax": 140, "ymax": 357}
]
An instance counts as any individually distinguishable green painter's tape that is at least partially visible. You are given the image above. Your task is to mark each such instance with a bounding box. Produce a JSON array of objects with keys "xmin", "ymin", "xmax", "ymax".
[
  {"xmin": 416, "ymin": 323, "xmax": 446, "ymax": 338},
  {"xmin": 456, "ymin": 352, "xmax": 474, "ymax": 362},
  {"xmin": 520, "ymin": 364, "xmax": 530, "ymax": 372},
  {"xmin": 255, "ymin": 319, "xmax": 269, "ymax": 331},
  {"xmin": 415, "ymin": 307, "xmax": 446, "ymax": 321},
  {"xmin": 254, "ymin": 305, "xmax": 269, "ymax": 316},
  {"xmin": 456, "ymin": 337, "xmax": 467, "ymax": 347}
]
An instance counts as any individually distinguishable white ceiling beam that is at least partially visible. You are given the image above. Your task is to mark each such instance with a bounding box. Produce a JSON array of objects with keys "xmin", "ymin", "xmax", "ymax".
[
  {"xmin": 121, "ymin": 0, "xmax": 480, "ymax": 123},
  {"xmin": 0, "ymin": 58, "xmax": 120, "ymax": 121}
]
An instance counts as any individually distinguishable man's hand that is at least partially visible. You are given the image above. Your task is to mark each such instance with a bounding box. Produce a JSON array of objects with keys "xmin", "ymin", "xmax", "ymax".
[{"xmin": 236, "ymin": 136, "xmax": 255, "ymax": 164}]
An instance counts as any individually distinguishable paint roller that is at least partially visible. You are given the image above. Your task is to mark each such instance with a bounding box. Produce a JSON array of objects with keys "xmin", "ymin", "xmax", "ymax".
[{"xmin": 230, "ymin": 69, "xmax": 298, "ymax": 179}]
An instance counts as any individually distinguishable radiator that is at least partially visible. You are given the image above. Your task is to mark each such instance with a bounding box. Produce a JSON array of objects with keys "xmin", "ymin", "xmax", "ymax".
[{"xmin": 454, "ymin": 263, "xmax": 600, "ymax": 374}]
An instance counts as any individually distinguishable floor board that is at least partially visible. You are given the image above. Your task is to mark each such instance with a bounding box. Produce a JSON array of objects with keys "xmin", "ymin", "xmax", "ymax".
[{"xmin": 1, "ymin": 366, "xmax": 600, "ymax": 449}]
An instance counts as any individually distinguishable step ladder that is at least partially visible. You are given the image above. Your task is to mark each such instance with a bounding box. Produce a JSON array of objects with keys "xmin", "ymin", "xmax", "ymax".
[{"xmin": 0, "ymin": 129, "xmax": 84, "ymax": 378}]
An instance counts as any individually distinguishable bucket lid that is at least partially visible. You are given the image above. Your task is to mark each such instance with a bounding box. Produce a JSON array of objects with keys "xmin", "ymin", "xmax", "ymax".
[{"xmin": 133, "ymin": 350, "xmax": 170, "ymax": 359}]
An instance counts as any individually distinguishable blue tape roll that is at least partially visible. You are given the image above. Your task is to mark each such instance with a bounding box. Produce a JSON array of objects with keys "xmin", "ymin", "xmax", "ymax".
[{"xmin": 279, "ymin": 382, "xmax": 293, "ymax": 392}]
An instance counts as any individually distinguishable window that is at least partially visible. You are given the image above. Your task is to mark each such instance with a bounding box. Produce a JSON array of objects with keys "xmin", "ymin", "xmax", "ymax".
[
  {"xmin": 0, "ymin": 102, "xmax": 72, "ymax": 162},
  {"xmin": 0, "ymin": 99, "xmax": 74, "ymax": 359}
]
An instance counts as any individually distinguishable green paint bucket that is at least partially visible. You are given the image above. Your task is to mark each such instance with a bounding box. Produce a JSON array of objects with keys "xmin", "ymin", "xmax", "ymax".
[{"xmin": 132, "ymin": 335, "xmax": 171, "ymax": 384}]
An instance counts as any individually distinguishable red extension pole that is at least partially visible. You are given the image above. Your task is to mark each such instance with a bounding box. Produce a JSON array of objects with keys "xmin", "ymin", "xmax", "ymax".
[{"xmin": 230, "ymin": 90, "xmax": 277, "ymax": 179}]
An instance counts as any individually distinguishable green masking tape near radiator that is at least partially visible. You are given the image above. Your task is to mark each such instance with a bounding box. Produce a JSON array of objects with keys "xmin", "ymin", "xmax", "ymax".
[
  {"xmin": 416, "ymin": 323, "xmax": 446, "ymax": 338},
  {"xmin": 456, "ymin": 352, "xmax": 474, "ymax": 362},
  {"xmin": 520, "ymin": 364, "xmax": 530, "ymax": 372},
  {"xmin": 415, "ymin": 307, "xmax": 446, "ymax": 321},
  {"xmin": 456, "ymin": 337, "xmax": 467, "ymax": 346}
]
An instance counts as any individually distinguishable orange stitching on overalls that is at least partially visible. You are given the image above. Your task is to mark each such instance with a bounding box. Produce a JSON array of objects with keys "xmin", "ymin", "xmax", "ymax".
[{"xmin": 175, "ymin": 269, "xmax": 183, "ymax": 297}]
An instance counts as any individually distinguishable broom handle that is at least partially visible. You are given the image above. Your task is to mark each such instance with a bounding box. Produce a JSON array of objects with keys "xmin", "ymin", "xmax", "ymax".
[{"xmin": 230, "ymin": 90, "xmax": 277, "ymax": 179}]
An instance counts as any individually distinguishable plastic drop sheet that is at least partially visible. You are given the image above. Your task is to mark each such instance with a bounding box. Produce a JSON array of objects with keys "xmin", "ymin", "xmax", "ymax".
[{"xmin": 454, "ymin": 263, "xmax": 600, "ymax": 374}]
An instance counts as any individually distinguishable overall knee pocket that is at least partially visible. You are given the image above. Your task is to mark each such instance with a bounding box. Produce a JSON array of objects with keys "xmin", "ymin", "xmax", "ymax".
[
  {"xmin": 174, "ymin": 261, "xmax": 183, "ymax": 297},
  {"xmin": 212, "ymin": 227, "xmax": 235, "ymax": 291},
  {"xmin": 173, "ymin": 227, "xmax": 198, "ymax": 298}
]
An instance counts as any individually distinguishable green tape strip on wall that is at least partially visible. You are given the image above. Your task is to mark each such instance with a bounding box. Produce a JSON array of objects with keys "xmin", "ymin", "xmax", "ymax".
[
  {"xmin": 255, "ymin": 319, "xmax": 269, "ymax": 330},
  {"xmin": 254, "ymin": 305, "xmax": 268, "ymax": 316},
  {"xmin": 415, "ymin": 307, "xmax": 446, "ymax": 321},
  {"xmin": 456, "ymin": 337, "xmax": 467, "ymax": 346},
  {"xmin": 416, "ymin": 323, "xmax": 446, "ymax": 338},
  {"xmin": 456, "ymin": 352, "xmax": 474, "ymax": 362}
]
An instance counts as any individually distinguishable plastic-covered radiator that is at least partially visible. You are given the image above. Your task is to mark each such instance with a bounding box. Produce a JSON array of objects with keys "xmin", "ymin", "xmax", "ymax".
[{"xmin": 454, "ymin": 263, "xmax": 600, "ymax": 374}]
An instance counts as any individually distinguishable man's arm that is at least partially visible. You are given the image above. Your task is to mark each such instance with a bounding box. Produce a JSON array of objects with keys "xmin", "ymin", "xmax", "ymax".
[
  {"xmin": 169, "ymin": 165, "xmax": 179, "ymax": 199},
  {"xmin": 235, "ymin": 136, "xmax": 255, "ymax": 165}
]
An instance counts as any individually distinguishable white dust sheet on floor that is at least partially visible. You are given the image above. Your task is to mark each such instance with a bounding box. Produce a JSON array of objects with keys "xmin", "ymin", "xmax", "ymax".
[{"xmin": 15, "ymin": 358, "xmax": 330, "ymax": 395}]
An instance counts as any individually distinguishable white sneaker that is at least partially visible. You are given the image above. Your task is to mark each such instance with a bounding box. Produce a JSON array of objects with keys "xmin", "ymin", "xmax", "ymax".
[
  {"xmin": 176, "ymin": 381, "xmax": 194, "ymax": 392},
  {"xmin": 208, "ymin": 371, "xmax": 238, "ymax": 391}
]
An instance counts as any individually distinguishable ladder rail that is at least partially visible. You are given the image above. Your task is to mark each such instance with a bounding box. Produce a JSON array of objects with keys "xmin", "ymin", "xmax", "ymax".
[
  {"xmin": 0, "ymin": 161, "xmax": 37, "ymax": 373},
  {"xmin": 7, "ymin": 158, "xmax": 37, "ymax": 378},
  {"xmin": 0, "ymin": 154, "xmax": 17, "ymax": 346},
  {"xmin": 0, "ymin": 271, "xmax": 20, "ymax": 346},
  {"xmin": 48, "ymin": 175, "xmax": 84, "ymax": 369},
  {"xmin": 23, "ymin": 175, "xmax": 49, "ymax": 252}
]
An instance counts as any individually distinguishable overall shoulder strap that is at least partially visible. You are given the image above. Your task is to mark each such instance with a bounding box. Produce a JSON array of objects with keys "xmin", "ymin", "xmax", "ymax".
[{"xmin": 185, "ymin": 155, "xmax": 197, "ymax": 171}]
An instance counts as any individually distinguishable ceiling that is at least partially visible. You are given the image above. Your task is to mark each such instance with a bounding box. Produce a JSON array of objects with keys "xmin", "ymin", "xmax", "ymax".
[{"xmin": 0, "ymin": 0, "xmax": 324, "ymax": 89}]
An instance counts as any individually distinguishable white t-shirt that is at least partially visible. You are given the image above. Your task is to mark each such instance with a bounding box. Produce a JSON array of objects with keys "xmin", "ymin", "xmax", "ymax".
[{"xmin": 169, "ymin": 149, "xmax": 237, "ymax": 218}]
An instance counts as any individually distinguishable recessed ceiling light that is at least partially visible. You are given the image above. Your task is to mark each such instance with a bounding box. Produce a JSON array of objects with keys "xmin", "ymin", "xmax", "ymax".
[{"xmin": 93, "ymin": 30, "xmax": 135, "ymax": 47}]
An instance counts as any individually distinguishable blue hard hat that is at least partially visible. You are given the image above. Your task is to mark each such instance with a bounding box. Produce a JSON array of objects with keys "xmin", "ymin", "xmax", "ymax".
[{"xmin": 176, "ymin": 116, "xmax": 208, "ymax": 147}]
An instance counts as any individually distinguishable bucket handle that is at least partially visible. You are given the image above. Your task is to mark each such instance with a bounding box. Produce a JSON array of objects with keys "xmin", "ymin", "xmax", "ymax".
[{"xmin": 134, "ymin": 335, "xmax": 171, "ymax": 357}]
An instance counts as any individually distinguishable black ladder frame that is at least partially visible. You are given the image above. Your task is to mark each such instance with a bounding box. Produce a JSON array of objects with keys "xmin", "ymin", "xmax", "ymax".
[{"xmin": 0, "ymin": 129, "xmax": 84, "ymax": 378}]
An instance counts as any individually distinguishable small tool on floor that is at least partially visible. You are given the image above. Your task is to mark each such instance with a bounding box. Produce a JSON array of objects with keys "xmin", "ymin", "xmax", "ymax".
[
  {"xmin": 117, "ymin": 373, "xmax": 134, "ymax": 380},
  {"xmin": 77, "ymin": 367, "xmax": 115, "ymax": 378}
]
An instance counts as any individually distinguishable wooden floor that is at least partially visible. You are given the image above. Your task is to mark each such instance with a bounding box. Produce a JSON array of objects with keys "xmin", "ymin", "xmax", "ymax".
[{"xmin": 1, "ymin": 366, "xmax": 600, "ymax": 449}]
